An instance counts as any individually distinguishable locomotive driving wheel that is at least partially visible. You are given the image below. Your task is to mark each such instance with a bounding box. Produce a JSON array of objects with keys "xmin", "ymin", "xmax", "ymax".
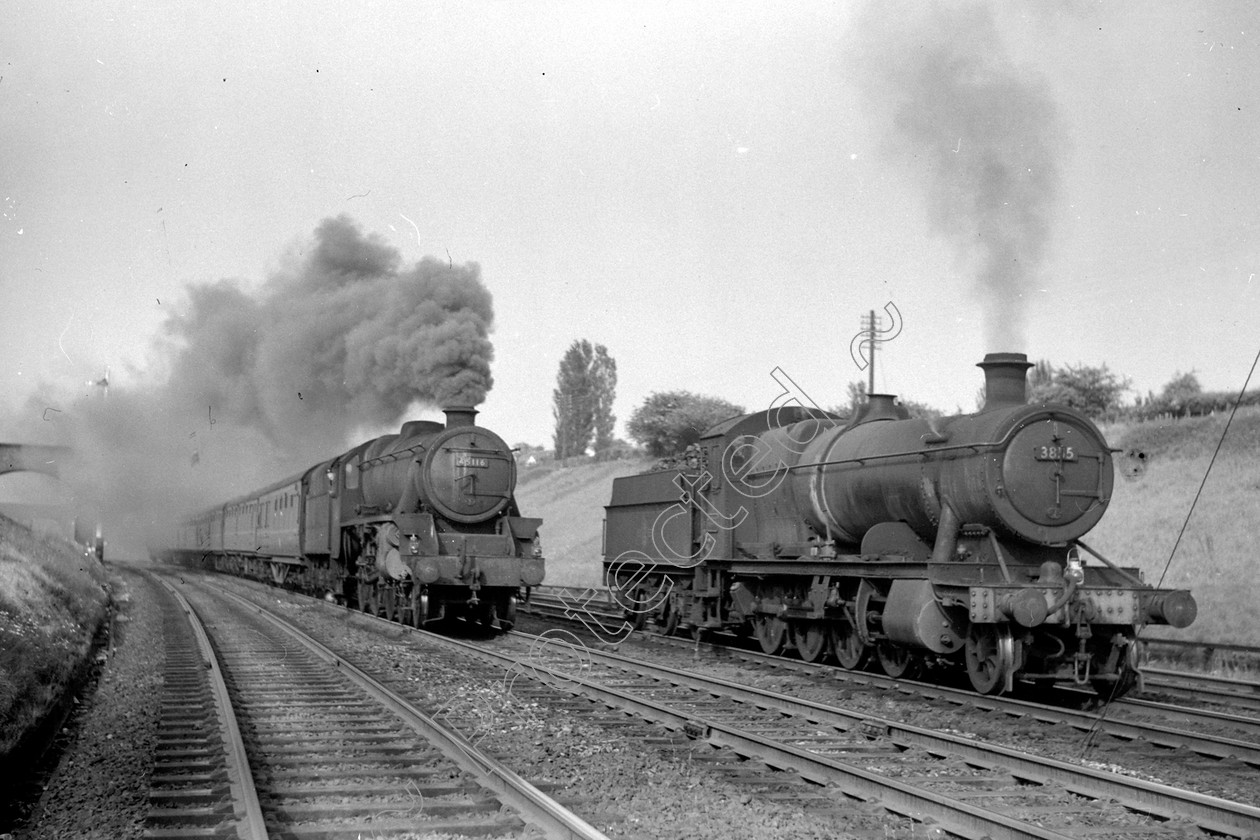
[
  {"xmin": 965, "ymin": 623, "xmax": 1015, "ymax": 695},
  {"xmin": 754, "ymin": 616, "xmax": 788, "ymax": 655},
  {"xmin": 829, "ymin": 621, "xmax": 869, "ymax": 670},
  {"xmin": 409, "ymin": 586, "xmax": 430, "ymax": 628},
  {"xmin": 495, "ymin": 593, "xmax": 518, "ymax": 632},
  {"xmin": 660, "ymin": 596, "xmax": 681, "ymax": 636},
  {"xmin": 792, "ymin": 621, "xmax": 829, "ymax": 663},
  {"xmin": 381, "ymin": 586, "xmax": 397, "ymax": 622},
  {"xmin": 876, "ymin": 642, "xmax": 919, "ymax": 679}
]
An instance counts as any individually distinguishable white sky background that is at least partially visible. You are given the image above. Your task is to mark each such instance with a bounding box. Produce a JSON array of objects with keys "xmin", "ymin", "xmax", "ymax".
[{"xmin": 3, "ymin": 1, "xmax": 1258, "ymax": 451}]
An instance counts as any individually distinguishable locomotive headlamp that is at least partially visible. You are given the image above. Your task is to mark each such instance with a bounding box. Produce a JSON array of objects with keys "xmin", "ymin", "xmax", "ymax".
[
  {"xmin": 325, "ymin": 466, "xmax": 336, "ymax": 485},
  {"xmin": 531, "ymin": 535, "xmax": 543, "ymax": 559},
  {"xmin": 1065, "ymin": 548, "xmax": 1085, "ymax": 586},
  {"xmin": 409, "ymin": 534, "xmax": 419, "ymax": 555}
]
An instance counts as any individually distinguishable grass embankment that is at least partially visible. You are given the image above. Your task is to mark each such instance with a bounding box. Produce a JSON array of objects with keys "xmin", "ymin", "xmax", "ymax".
[
  {"xmin": 514, "ymin": 457, "xmax": 653, "ymax": 587},
  {"xmin": 519, "ymin": 409, "xmax": 1260, "ymax": 645},
  {"xmin": 0, "ymin": 515, "xmax": 110, "ymax": 757},
  {"xmin": 1089, "ymin": 407, "xmax": 1260, "ymax": 644}
]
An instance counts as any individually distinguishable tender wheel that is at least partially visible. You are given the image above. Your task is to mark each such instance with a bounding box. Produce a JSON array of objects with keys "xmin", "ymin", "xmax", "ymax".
[
  {"xmin": 965, "ymin": 623, "xmax": 1015, "ymax": 695},
  {"xmin": 829, "ymin": 622, "xmax": 869, "ymax": 671},
  {"xmin": 792, "ymin": 622, "xmax": 829, "ymax": 663},
  {"xmin": 754, "ymin": 616, "xmax": 788, "ymax": 655},
  {"xmin": 621, "ymin": 589, "xmax": 648, "ymax": 632},
  {"xmin": 876, "ymin": 641, "xmax": 918, "ymax": 679}
]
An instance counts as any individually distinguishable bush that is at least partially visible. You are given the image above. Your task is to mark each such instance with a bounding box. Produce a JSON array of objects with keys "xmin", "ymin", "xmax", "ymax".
[{"xmin": 626, "ymin": 391, "xmax": 744, "ymax": 457}]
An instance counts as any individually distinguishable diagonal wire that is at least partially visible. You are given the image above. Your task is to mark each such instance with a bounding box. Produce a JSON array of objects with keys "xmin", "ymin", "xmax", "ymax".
[
  {"xmin": 1082, "ymin": 343, "xmax": 1260, "ymax": 756},
  {"xmin": 1155, "ymin": 345, "xmax": 1260, "ymax": 588}
]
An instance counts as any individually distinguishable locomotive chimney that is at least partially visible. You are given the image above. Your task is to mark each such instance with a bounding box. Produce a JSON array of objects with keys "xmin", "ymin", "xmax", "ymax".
[
  {"xmin": 977, "ymin": 352, "xmax": 1033, "ymax": 412},
  {"xmin": 443, "ymin": 406, "xmax": 478, "ymax": 428}
]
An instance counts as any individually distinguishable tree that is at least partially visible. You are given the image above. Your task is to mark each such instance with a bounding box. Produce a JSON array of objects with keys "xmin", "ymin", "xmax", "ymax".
[
  {"xmin": 627, "ymin": 391, "xmax": 744, "ymax": 457},
  {"xmin": 844, "ymin": 380, "xmax": 867, "ymax": 414},
  {"xmin": 552, "ymin": 340, "xmax": 617, "ymax": 459},
  {"xmin": 1028, "ymin": 363, "xmax": 1130, "ymax": 419},
  {"xmin": 1028, "ymin": 358, "xmax": 1054, "ymax": 391},
  {"xmin": 1159, "ymin": 370, "xmax": 1202, "ymax": 413},
  {"xmin": 592, "ymin": 345, "xmax": 617, "ymax": 453}
]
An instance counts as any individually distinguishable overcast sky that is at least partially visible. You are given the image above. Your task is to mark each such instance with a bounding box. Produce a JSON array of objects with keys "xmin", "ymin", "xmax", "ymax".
[{"xmin": 4, "ymin": 1, "xmax": 1257, "ymax": 455}]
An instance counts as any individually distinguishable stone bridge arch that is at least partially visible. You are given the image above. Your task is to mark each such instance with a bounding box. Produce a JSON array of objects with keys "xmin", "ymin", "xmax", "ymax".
[
  {"xmin": 0, "ymin": 443, "xmax": 82, "ymax": 540},
  {"xmin": 1, "ymin": 443, "xmax": 73, "ymax": 479}
]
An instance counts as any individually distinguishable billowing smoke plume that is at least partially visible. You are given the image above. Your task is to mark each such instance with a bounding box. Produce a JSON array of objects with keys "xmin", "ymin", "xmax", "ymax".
[
  {"xmin": 161, "ymin": 215, "xmax": 494, "ymax": 451},
  {"xmin": 847, "ymin": 1, "xmax": 1063, "ymax": 349},
  {"xmin": 8, "ymin": 215, "xmax": 495, "ymax": 554}
]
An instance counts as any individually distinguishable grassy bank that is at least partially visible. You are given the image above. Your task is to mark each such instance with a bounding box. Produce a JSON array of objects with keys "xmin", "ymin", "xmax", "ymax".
[
  {"xmin": 0, "ymin": 515, "xmax": 110, "ymax": 757},
  {"xmin": 1090, "ymin": 407, "xmax": 1260, "ymax": 644},
  {"xmin": 514, "ymin": 457, "xmax": 653, "ymax": 587}
]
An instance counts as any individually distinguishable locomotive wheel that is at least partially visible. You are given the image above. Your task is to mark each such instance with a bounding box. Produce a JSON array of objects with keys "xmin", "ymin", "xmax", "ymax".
[
  {"xmin": 965, "ymin": 624, "xmax": 1015, "ymax": 695},
  {"xmin": 357, "ymin": 581, "xmax": 371, "ymax": 613},
  {"xmin": 382, "ymin": 587, "xmax": 397, "ymax": 622},
  {"xmin": 621, "ymin": 589, "xmax": 648, "ymax": 632},
  {"xmin": 495, "ymin": 594, "xmax": 518, "ymax": 632},
  {"xmin": 754, "ymin": 616, "xmax": 788, "ymax": 655},
  {"xmin": 792, "ymin": 622, "xmax": 829, "ymax": 663},
  {"xmin": 876, "ymin": 642, "xmax": 919, "ymax": 679},
  {"xmin": 830, "ymin": 623, "xmax": 869, "ymax": 671},
  {"xmin": 660, "ymin": 598, "xmax": 681, "ymax": 636},
  {"xmin": 410, "ymin": 588, "xmax": 430, "ymax": 628},
  {"xmin": 1092, "ymin": 641, "xmax": 1142, "ymax": 700}
]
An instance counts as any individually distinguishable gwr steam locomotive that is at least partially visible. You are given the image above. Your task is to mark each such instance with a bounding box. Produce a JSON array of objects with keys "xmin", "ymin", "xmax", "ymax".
[
  {"xmin": 603, "ymin": 353, "xmax": 1196, "ymax": 696},
  {"xmin": 163, "ymin": 407, "xmax": 544, "ymax": 630}
]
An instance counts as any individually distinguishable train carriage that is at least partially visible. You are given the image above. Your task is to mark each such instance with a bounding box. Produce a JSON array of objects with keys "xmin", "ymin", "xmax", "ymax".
[{"xmin": 161, "ymin": 406, "xmax": 544, "ymax": 632}]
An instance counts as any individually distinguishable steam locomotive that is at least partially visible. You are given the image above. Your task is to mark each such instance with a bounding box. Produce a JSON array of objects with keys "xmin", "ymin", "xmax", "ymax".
[
  {"xmin": 603, "ymin": 353, "xmax": 1196, "ymax": 696},
  {"xmin": 163, "ymin": 407, "xmax": 544, "ymax": 630}
]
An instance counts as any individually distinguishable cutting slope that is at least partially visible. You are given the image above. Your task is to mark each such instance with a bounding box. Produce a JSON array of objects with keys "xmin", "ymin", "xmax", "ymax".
[{"xmin": 515, "ymin": 458, "xmax": 653, "ymax": 587}]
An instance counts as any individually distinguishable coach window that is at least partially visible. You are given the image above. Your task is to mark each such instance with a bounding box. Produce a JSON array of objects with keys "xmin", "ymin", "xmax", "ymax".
[{"xmin": 346, "ymin": 456, "xmax": 360, "ymax": 490}]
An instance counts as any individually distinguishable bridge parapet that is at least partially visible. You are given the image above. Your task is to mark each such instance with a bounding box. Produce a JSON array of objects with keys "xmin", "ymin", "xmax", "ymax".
[{"xmin": 0, "ymin": 444, "xmax": 74, "ymax": 479}]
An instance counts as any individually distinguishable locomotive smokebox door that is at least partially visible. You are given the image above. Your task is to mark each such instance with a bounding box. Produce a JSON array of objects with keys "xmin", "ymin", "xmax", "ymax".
[
  {"xmin": 998, "ymin": 417, "xmax": 1111, "ymax": 542},
  {"xmin": 420, "ymin": 426, "xmax": 515, "ymax": 524}
]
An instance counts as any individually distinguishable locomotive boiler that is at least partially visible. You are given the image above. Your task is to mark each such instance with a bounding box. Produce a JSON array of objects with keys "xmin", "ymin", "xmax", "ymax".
[
  {"xmin": 164, "ymin": 406, "xmax": 544, "ymax": 631},
  {"xmin": 603, "ymin": 353, "xmax": 1196, "ymax": 696}
]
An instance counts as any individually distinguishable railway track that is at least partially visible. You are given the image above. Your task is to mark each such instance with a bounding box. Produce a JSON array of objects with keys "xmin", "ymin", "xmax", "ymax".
[
  {"xmin": 491, "ymin": 631, "xmax": 1260, "ymax": 839},
  {"xmin": 211, "ymin": 577, "xmax": 1260, "ymax": 839},
  {"xmin": 521, "ymin": 585, "xmax": 1260, "ymax": 709},
  {"xmin": 1141, "ymin": 668, "xmax": 1260, "ymax": 714},
  {"xmin": 520, "ymin": 586, "xmax": 1260, "ymax": 760},
  {"xmin": 144, "ymin": 573, "xmax": 608, "ymax": 840},
  {"xmin": 613, "ymin": 624, "xmax": 1260, "ymax": 768}
]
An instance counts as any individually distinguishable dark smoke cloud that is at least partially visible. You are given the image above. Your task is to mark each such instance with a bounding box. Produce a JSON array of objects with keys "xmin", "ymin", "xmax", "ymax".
[
  {"xmin": 164, "ymin": 214, "xmax": 495, "ymax": 449},
  {"xmin": 4, "ymin": 215, "xmax": 495, "ymax": 554},
  {"xmin": 846, "ymin": 1, "xmax": 1064, "ymax": 350}
]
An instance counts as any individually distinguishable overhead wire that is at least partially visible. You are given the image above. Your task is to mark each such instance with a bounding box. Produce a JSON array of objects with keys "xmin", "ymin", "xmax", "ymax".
[{"xmin": 1081, "ymin": 343, "xmax": 1260, "ymax": 756}]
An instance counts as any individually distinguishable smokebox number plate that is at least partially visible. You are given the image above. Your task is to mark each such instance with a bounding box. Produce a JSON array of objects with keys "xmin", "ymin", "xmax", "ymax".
[
  {"xmin": 454, "ymin": 453, "xmax": 490, "ymax": 469},
  {"xmin": 1033, "ymin": 445, "xmax": 1076, "ymax": 461}
]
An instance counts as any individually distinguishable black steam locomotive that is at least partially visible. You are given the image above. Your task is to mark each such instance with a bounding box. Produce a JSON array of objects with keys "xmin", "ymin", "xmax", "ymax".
[
  {"xmin": 163, "ymin": 407, "xmax": 544, "ymax": 630},
  {"xmin": 603, "ymin": 353, "xmax": 1196, "ymax": 696}
]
